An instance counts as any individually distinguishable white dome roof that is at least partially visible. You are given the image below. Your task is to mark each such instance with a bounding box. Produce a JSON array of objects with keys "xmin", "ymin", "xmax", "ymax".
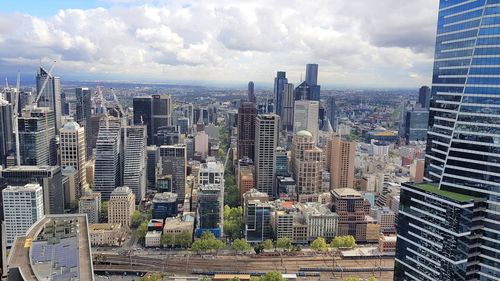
[
  {"xmin": 62, "ymin": 121, "xmax": 80, "ymax": 130},
  {"xmin": 296, "ymin": 130, "xmax": 313, "ymax": 137}
]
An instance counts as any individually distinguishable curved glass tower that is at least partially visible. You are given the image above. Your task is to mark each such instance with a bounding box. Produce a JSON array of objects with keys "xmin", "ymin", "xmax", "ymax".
[{"xmin": 395, "ymin": 1, "xmax": 500, "ymax": 280}]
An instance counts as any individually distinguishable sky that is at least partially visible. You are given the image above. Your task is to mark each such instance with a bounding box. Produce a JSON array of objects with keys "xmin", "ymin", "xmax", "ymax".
[{"xmin": 0, "ymin": 0, "xmax": 439, "ymax": 88}]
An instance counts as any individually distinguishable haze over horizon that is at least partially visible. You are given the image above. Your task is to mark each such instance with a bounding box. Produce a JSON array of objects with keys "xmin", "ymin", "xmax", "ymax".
[{"xmin": 0, "ymin": 0, "xmax": 439, "ymax": 88}]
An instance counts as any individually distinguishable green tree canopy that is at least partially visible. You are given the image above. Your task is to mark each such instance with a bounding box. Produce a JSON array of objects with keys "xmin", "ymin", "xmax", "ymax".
[
  {"xmin": 131, "ymin": 210, "xmax": 144, "ymax": 228},
  {"xmin": 345, "ymin": 278, "xmax": 361, "ymax": 281},
  {"xmin": 367, "ymin": 277, "xmax": 379, "ymax": 281},
  {"xmin": 175, "ymin": 231, "xmax": 193, "ymax": 248},
  {"xmin": 223, "ymin": 205, "xmax": 244, "ymax": 240},
  {"xmin": 331, "ymin": 235, "xmax": 357, "ymax": 248},
  {"xmin": 139, "ymin": 273, "xmax": 163, "ymax": 281},
  {"xmin": 191, "ymin": 231, "xmax": 225, "ymax": 253},
  {"xmin": 262, "ymin": 239, "xmax": 274, "ymax": 250},
  {"xmin": 276, "ymin": 237, "xmax": 292, "ymax": 250},
  {"xmin": 232, "ymin": 238, "xmax": 252, "ymax": 253},
  {"xmin": 161, "ymin": 233, "xmax": 174, "ymax": 247},
  {"xmin": 260, "ymin": 272, "xmax": 285, "ymax": 281},
  {"xmin": 137, "ymin": 221, "xmax": 148, "ymax": 239},
  {"xmin": 311, "ymin": 237, "xmax": 328, "ymax": 252}
]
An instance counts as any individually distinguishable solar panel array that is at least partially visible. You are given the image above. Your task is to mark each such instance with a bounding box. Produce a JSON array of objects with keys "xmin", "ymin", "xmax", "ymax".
[{"xmin": 30, "ymin": 237, "xmax": 80, "ymax": 280}]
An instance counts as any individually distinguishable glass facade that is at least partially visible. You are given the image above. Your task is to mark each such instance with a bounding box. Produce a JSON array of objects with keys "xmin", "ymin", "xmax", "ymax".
[{"xmin": 395, "ymin": 1, "xmax": 500, "ymax": 280}]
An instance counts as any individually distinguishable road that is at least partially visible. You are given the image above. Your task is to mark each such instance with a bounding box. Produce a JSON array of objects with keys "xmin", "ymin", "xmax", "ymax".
[{"xmin": 94, "ymin": 253, "xmax": 394, "ymax": 280}]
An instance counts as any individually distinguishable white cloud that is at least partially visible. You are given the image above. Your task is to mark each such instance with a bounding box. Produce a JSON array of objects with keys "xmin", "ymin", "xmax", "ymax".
[{"xmin": 0, "ymin": 0, "xmax": 439, "ymax": 87}]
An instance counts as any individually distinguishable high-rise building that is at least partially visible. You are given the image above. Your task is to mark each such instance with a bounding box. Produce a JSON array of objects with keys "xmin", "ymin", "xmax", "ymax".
[
  {"xmin": 75, "ymin": 87, "xmax": 92, "ymax": 158},
  {"xmin": 417, "ymin": 85, "xmax": 430, "ymax": 109},
  {"xmin": 2, "ymin": 183, "xmax": 44, "ymax": 246},
  {"xmin": 133, "ymin": 95, "xmax": 172, "ymax": 145},
  {"xmin": 78, "ymin": 192, "xmax": 101, "ymax": 224},
  {"xmin": 93, "ymin": 116, "xmax": 121, "ymax": 200},
  {"xmin": 237, "ymin": 102, "xmax": 256, "ymax": 161},
  {"xmin": 248, "ymin": 81, "xmax": 256, "ymax": 103},
  {"xmin": 18, "ymin": 106, "xmax": 56, "ymax": 166},
  {"xmin": 196, "ymin": 184, "xmax": 223, "ymax": 238},
  {"xmin": 17, "ymin": 91, "xmax": 34, "ymax": 114},
  {"xmin": 7, "ymin": 214, "xmax": 94, "ymax": 281},
  {"xmin": 291, "ymin": 131, "xmax": 324, "ymax": 195},
  {"xmin": 293, "ymin": 100, "xmax": 319, "ymax": 143},
  {"xmin": 254, "ymin": 114, "xmax": 280, "ymax": 197},
  {"xmin": 275, "ymin": 147, "xmax": 289, "ymax": 177},
  {"xmin": 273, "ymin": 71, "xmax": 288, "ymax": 117},
  {"xmin": 199, "ymin": 160, "xmax": 224, "ymax": 187},
  {"xmin": 244, "ymin": 199, "xmax": 272, "ymax": 243},
  {"xmin": 327, "ymin": 136, "xmax": 355, "ymax": 189},
  {"xmin": 152, "ymin": 192, "xmax": 178, "ymax": 220},
  {"xmin": 194, "ymin": 131, "xmax": 209, "ymax": 158},
  {"xmin": 238, "ymin": 161, "xmax": 255, "ymax": 203},
  {"xmin": 146, "ymin": 146, "xmax": 160, "ymax": 189},
  {"xmin": 331, "ymin": 188, "xmax": 373, "ymax": 242},
  {"xmin": 0, "ymin": 99, "xmax": 14, "ymax": 168},
  {"xmin": 177, "ymin": 117, "xmax": 189, "ymax": 135},
  {"xmin": 108, "ymin": 186, "xmax": 135, "ymax": 227},
  {"xmin": 1, "ymin": 166, "xmax": 64, "ymax": 215},
  {"xmin": 60, "ymin": 120, "xmax": 88, "ymax": 198},
  {"xmin": 327, "ymin": 96, "xmax": 337, "ymax": 131},
  {"xmin": 160, "ymin": 144, "xmax": 186, "ymax": 200},
  {"xmin": 404, "ymin": 108, "xmax": 429, "ymax": 143},
  {"xmin": 36, "ymin": 67, "xmax": 61, "ymax": 133},
  {"xmin": 305, "ymin": 64, "xmax": 318, "ymax": 86},
  {"xmin": 282, "ymin": 83, "xmax": 295, "ymax": 131},
  {"xmin": 394, "ymin": 1, "xmax": 500, "ymax": 280},
  {"xmin": 123, "ymin": 125, "xmax": 147, "ymax": 202}
]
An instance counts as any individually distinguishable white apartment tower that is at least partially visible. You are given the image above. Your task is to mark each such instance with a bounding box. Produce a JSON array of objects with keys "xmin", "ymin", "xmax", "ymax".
[
  {"xmin": 254, "ymin": 114, "xmax": 280, "ymax": 198},
  {"xmin": 60, "ymin": 119, "xmax": 88, "ymax": 199},
  {"xmin": 123, "ymin": 125, "xmax": 147, "ymax": 202}
]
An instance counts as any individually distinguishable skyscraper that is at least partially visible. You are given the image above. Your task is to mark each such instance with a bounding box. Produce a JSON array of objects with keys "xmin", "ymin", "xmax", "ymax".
[
  {"xmin": 237, "ymin": 101, "xmax": 256, "ymax": 161},
  {"xmin": 417, "ymin": 85, "xmax": 430, "ymax": 109},
  {"xmin": 60, "ymin": 119, "xmax": 88, "ymax": 199},
  {"xmin": 273, "ymin": 71, "xmax": 288, "ymax": 117},
  {"xmin": 291, "ymin": 131, "xmax": 324, "ymax": 195},
  {"xmin": 75, "ymin": 87, "xmax": 93, "ymax": 158},
  {"xmin": 327, "ymin": 136, "xmax": 355, "ymax": 189},
  {"xmin": 282, "ymin": 83, "xmax": 295, "ymax": 131},
  {"xmin": 196, "ymin": 184, "xmax": 223, "ymax": 238},
  {"xmin": 146, "ymin": 145, "xmax": 160, "ymax": 189},
  {"xmin": 93, "ymin": 116, "xmax": 121, "ymax": 200},
  {"xmin": 123, "ymin": 125, "xmax": 147, "ymax": 202},
  {"xmin": 36, "ymin": 67, "xmax": 61, "ymax": 133},
  {"xmin": 394, "ymin": 1, "xmax": 500, "ymax": 280},
  {"xmin": 254, "ymin": 114, "xmax": 279, "ymax": 197},
  {"xmin": 293, "ymin": 100, "xmax": 319, "ymax": 143},
  {"xmin": 160, "ymin": 144, "xmax": 186, "ymax": 200},
  {"xmin": 248, "ymin": 81, "xmax": 256, "ymax": 103},
  {"xmin": 18, "ymin": 106, "xmax": 56, "ymax": 166},
  {"xmin": 404, "ymin": 108, "xmax": 429, "ymax": 143},
  {"xmin": 133, "ymin": 94, "xmax": 172, "ymax": 145},
  {"xmin": 0, "ymin": 99, "xmax": 14, "ymax": 168},
  {"xmin": 2, "ymin": 183, "xmax": 44, "ymax": 246},
  {"xmin": 305, "ymin": 64, "xmax": 318, "ymax": 86}
]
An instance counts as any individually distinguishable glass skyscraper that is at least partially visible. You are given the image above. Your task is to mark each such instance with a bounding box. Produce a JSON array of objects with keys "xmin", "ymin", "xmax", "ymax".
[
  {"xmin": 394, "ymin": 1, "xmax": 500, "ymax": 280},
  {"xmin": 273, "ymin": 71, "xmax": 287, "ymax": 117}
]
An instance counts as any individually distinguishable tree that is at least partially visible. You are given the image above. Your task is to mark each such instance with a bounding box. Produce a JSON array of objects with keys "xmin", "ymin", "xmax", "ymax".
[
  {"xmin": 232, "ymin": 238, "xmax": 252, "ymax": 253},
  {"xmin": 137, "ymin": 221, "xmax": 148, "ymax": 239},
  {"xmin": 224, "ymin": 205, "xmax": 244, "ymax": 240},
  {"xmin": 367, "ymin": 277, "xmax": 378, "ymax": 281},
  {"xmin": 276, "ymin": 238, "xmax": 292, "ymax": 251},
  {"xmin": 161, "ymin": 233, "xmax": 174, "ymax": 247},
  {"xmin": 344, "ymin": 278, "xmax": 361, "ymax": 281},
  {"xmin": 311, "ymin": 237, "xmax": 328, "ymax": 252},
  {"xmin": 139, "ymin": 273, "xmax": 163, "ymax": 281},
  {"xmin": 131, "ymin": 210, "xmax": 143, "ymax": 228},
  {"xmin": 331, "ymin": 235, "xmax": 356, "ymax": 248},
  {"xmin": 260, "ymin": 272, "xmax": 285, "ymax": 281},
  {"xmin": 175, "ymin": 231, "xmax": 192, "ymax": 248},
  {"xmin": 227, "ymin": 278, "xmax": 241, "ymax": 281},
  {"xmin": 191, "ymin": 231, "xmax": 225, "ymax": 253},
  {"xmin": 100, "ymin": 201, "xmax": 108, "ymax": 221},
  {"xmin": 199, "ymin": 278, "xmax": 212, "ymax": 281},
  {"xmin": 262, "ymin": 239, "xmax": 274, "ymax": 250}
]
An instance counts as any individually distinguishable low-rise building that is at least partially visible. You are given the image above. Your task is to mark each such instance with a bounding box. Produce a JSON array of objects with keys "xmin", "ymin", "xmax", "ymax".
[
  {"xmin": 152, "ymin": 192, "xmax": 178, "ymax": 220},
  {"xmin": 299, "ymin": 203, "xmax": 338, "ymax": 241},
  {"xmin": 145, "ymin": 230, "xmax": 162, "ymax": 247},
  {"xmin": 163, "ymin": 216, "xmax": 195, "ymax": 240},
  {"xmin": 108, "ymin": 186, "xmax": 136, "ymax": 227},
  {"xmin": 79, "ymin": 192, "xmax": 101, "ymax": 224},
  {"xmin": 378, "ymin": 234, "xmax": 397, "ymax": 253},
  {"xmin": 89, "ymin": 223, "xmax": 125, "ymax": 246}
]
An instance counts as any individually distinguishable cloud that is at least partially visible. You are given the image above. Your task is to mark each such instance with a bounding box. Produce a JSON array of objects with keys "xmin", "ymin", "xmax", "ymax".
[{"xmin": 0, "ymin": 0, "xmax": 439, "ymax": 87}]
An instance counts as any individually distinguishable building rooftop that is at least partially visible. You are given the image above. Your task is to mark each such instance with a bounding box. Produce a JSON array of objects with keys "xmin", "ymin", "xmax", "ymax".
[
  {"xmin": 332, "ymin": 188, "xmax": 362, "ymax": 198},
  {"xmin": 7, "ymin": 214, "xmax": 93, "ymax": 281},
  {"xmin": 153, "ymin": 192, "xmax": 177, "ymax": 202},
  {"xmin": 111, "ymin": 186, "xmax": 133, "ymax": 196},
  {"xmin": 296, "ymin": 130, "xmax": 313, "ymax": 137},
  {"xmin": 412, "ymin": 182, "xmax": 476, "ymax": 202},
  {"xmin": 89, "ymin": 223, "xmax": 121, "ymax": 232}
]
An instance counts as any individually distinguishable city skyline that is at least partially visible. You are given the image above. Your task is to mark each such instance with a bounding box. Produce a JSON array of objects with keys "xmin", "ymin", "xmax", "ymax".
[{"xmin": 0, "ymin": 0, "xmax": 438, "ymax": 88}]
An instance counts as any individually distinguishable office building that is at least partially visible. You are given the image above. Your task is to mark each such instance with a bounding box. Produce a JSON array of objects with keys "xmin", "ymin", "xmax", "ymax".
[
  {"xmin": 133, "ymin": 94, "xmax": 172, "ymax": 145},
  {"xmin": 327, "ymin": 136, "xmax": 355, "ymax": 189},
  {"xmin": 237, "ymin": 101, "xmax": 256, "ymax": 161},
  {"xmin": 78, "ymin": 192, "xmax": 101, "ymax": 224},
  {"xmin": 293, "ymin": 100, "xmax": 319, "ymax": 143},
  {"xmin": 177, "ymin": 117, "xmax": 189, "ymax": 135},
  {"xmin": 93, "ymin": 116, "xmax": 121, "ymax": 200},
  {"xmin": 282, "ymin": 83, "xmax": 295, "ymax": 131},
  {"xmin": 418, "ymin": 85, "xmax": 430, "ymax": 109},
  {"xmin": 123, "ymin": 125, "xmax": 147, "ymax": 202},
  {"xmin": 36, "ymin": 67, "xmax": 61, "ymax": 133},
  {"xmin": 244, "ymin": 199, "xmax": 272, "ymax": 243},
  {"xmin": 60, "ymin": 119, "xmax": 88, "ymax": 198},
  {"xmin": 375, "ymin": 207, "xmax": 395, "ymax": 234},
  {"xmin": 394, "ymin": 1, "xmax": 500, "ymax": 280},
  {"xmin": 238, "ymin": 158, "xmax": 255, "ymax": 202},
  {"xmin": 108, "ymin": 186, "xmax": 136, "ymax": 227},
  {"xmin": 160, "ymin": 144, "xmax": 187, "ymax": 200},
  {"xmin": 89, "ymin": 223, "xmax": 124, "ymax": 246},
  {"xmin": 17, "ymin": 91, "xmax": 34, "ymax": 114},
  {"xmin": 1, "ymin": 166, "xmax": 64, "ymax": 215},
  {"xmin": 331, "ymin": 188, "xmax": 373, "ymax": 242},
  {"xmin": 2, "ymin": 184, "xmax": 44, "ymax": 246},
  {"xmin": 18, "ymin": 106, "xmax": 56, "ymax": 166},
  {"xmin": 254, "ymin": 114, "xmax": 279, "ymax": 197},
  {"xmin": 152, "ymin": 192, "xmax": 178, "ymax": 220},
  {"xmin": 404, "ymin": 108, "xmax": 429, "ymax": 143},
  {"xmin": 146, "ymin": 146, "xmax": 160, "ymax": 189},
  {"xmin": 195, "ymin": 131, "xmax": 209, "ymax": 158},
  {"xmin": 291, "ymin": 131, "xmax": 324, "ymax": 195},
  {"xmin": 196, "ymin": 184, "xmax": 223, "ymax": 238},
  {"xmin": 7, "ymin": 214, "xmax": 94, "ymax": 281},
  {"xmin": 410, "ymin": 159, "xmax": 425, "ymax": 183},
  {"xmin": 156, "ymin": 125, "xmax": 180, "ymax": 145},
  {"xmin": 75, "ymin": 87, "xmax": 92, "ymax": 158},
  {"xmin": 0, "ymin": 99, "xmax": 14, "ymax": 168},
  {"xmin": 305, "ymin": 64, "xmax": 318, "ymax": 86},
  {"xmin": 299, "ymin": 202, "xmax": 338, "ymax": 241},
  {"xmin": 199, "ymin": 160, "xmax": 224, "ymax": 186},
  {"xmin": 275, "ymin": 147, "xmax": 289, "ymax": 177},
  {"xmin": 248, "ymin": 81, "xmax": 256, "ymax": 103},
  {"xmin": 273, "ymin": 71, "xmax": 288, "ymax": 117}
]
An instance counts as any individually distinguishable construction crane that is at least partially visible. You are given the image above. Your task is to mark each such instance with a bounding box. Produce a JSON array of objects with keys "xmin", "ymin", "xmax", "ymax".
[
  {"xmin": 34, "ymin": 61, "xmax": 56, "ymax": 104},
  {"xmin": 110, "ymin": 88, "xmax": 128, "ymax": 151}
]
